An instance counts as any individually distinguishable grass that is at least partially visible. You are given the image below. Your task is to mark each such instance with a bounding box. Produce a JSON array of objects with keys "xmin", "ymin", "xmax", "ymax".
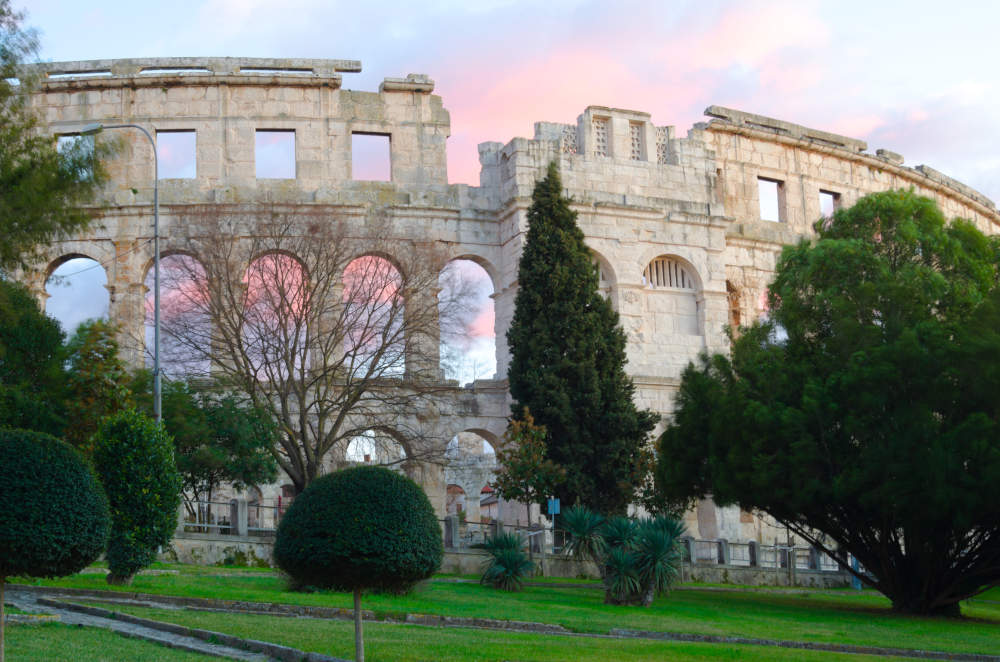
[
  {"xmin": 82, "ymin": 603, "xmax": 918, "ymax": 662},
  {"xmin": 4, "ymin": 622, "xmax": 215, "ymax": 661},
  {"xmin": 23, "ymin": 564, "xmax": 1000, "ymax": 656}
]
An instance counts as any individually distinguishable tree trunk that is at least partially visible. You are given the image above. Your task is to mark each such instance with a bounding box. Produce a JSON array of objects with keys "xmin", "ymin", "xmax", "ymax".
[
  {"xmin": 1, "ymin": 576, "xmax": 6, "ymax": 662},
  {"xmin": 353, "ymin": 587, "xmax": 364, "ymax": 662},
  {"xmin": 106, "ymin": 573, "xmax": 133, "ymax": 586}
]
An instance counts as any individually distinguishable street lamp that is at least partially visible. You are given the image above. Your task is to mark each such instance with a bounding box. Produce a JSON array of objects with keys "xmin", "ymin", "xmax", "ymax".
[{"xmin": 81, "ymin": 122, "xmax": 161, "ymax": 423}]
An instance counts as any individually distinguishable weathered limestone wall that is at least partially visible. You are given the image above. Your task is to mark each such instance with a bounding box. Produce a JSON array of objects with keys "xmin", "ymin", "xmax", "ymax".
[{"xmin": 26, "ymin": 58, "xmax": 1000, "ymax": 541}]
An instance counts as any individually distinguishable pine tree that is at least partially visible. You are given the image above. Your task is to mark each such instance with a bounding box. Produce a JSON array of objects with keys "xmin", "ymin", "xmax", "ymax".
[{"xmin": 507, "ymin": 162, "xmax": 658, "ymax": 515}]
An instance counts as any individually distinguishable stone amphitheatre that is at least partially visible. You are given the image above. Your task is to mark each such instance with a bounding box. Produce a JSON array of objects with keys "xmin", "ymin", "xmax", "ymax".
[{"xmin": 21, "ymin": 57, "xmax": 1000, "ymax": 546}]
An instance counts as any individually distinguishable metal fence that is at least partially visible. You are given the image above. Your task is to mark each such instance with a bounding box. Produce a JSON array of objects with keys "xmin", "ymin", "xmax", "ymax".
[
  {"xmin": 682, "ymin": 537, "xmax": 844, "ymax": 572},
  {"xmin": 180, "ymin": 498, "xmax": 290, "ymax": 537}
]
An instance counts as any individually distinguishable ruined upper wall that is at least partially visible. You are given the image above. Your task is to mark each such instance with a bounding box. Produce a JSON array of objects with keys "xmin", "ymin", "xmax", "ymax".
[
  {"xmin": 702, "ymin": 105, "xmax": 1000, "ymax": 241},
  {"xmin": 27, "ymin": 58, "xmax": 452, "ymax": 206}
]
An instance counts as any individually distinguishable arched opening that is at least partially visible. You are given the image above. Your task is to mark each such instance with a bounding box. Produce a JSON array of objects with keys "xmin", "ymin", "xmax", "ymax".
[
  {"xmin": 444, "ymin": 431, "xmax": 497, "ymax": 525},
  {"xmin": 342, "ymin": 255, "xmax": 405, "ymax": 378},
  {"xmin": 146, "ymin": 254, "xmax": 210, "ymax": 378},
  {"xmin": 438, "ymin": 258, "xmax": 496, "ymax": 385},
  {"xmin": 45, "ymin": 256, "xmax": 109, "ymax": 335},
  {"xmin": 243, "ymin": 252, "xmax": 309, "ymax": 381},
  {"xmin": 344, "ymin": 428, "xmax": 407, "ymax": 469},
  {"xmin": 590, "ymin": 249, "xmax": 616, "ymax": 298},
  {"xmin": 643, "ymin": 255, "xmax": 701, "ymax": 336},
  {"xmin": 446, "ymin": 484, "xmax": 466, "ymax": 517}
]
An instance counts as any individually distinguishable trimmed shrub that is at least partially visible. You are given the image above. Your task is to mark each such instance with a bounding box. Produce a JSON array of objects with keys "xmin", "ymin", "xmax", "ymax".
[
  {"xmin": 92, "ymin": 409, "xmax": 182, "ymax": 585},
  {"xmin": 0, "ymin": 428, "xmax": 109, "ymax": 577},
  {"xmin": 0, "ymin": 428, "xmax": 109, "ymax": 660},
  {"xmin": 275, "ymin": 466, "xmax": 442, "ymax": 662},
  {"xmin": 274, "ymin": 466, "xmax": 443, "ymax": 592}
]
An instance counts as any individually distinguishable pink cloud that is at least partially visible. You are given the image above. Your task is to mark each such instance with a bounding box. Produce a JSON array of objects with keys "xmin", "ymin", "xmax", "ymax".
[{"xmin": 466, "ymin": 308, "xmax": 494, "ymax": 339}]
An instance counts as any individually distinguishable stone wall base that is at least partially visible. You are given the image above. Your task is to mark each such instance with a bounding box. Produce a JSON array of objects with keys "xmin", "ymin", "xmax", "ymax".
[{"xmin": 163, "ymin": 533, "xmax": 850, "ymax": 588}]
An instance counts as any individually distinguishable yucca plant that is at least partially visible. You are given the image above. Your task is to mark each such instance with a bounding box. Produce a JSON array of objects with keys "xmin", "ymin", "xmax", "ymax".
[
  {"xmin": 603, "ymin": 545, "xmax": 642, "ymax": 605},
  {"xmin": 601, "ymin": 516, "xmax": 638, "ymax": 550},
  {"xmin": 560, "ymin": 505, "xmax": 606, "ymax": 563},
  {"xmin": 480, "ymin": 532, "xmax": 534, "ymax": 591},
  {"xmin": 635, "ymin": 516, "xmax": 685, "ymax": 605}
]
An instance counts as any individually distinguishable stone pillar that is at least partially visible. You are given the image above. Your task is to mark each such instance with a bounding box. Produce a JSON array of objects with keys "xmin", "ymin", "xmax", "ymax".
[
  {"xmin": 236, "ymin": 499, "xmax": 249, "ymax": 537},
  {"xmin": 404, "ymin": 284, "xmax": 442, "ymax": 381}
]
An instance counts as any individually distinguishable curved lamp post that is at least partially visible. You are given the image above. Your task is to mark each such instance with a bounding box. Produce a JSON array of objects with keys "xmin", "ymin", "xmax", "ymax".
[{"xmin": 81, "ymin": 122, "xmax": 161, "ymax": 422}]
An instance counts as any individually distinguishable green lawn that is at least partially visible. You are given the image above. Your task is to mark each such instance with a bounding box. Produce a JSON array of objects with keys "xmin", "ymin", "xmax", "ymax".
[
  {"xmin": 22, "ymin": 564, "xmax": 1000, "ymax": 656},
  {"xmin": 4, "ymin": 622, "xmax": 215, "ymax": 661},
  {"xmin": 82, "ymin": 604, "xmax": 918, "ymax": 662}
]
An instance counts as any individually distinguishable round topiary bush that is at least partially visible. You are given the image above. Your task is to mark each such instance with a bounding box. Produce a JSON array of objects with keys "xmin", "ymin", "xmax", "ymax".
[
  {"xmin": 0, "ymin": 428, "xmax": 110, "ymax": 577},
  {"xmin": 275, "ymin": 465, "xmax": 443, "ymax": 592},
  {"xmin": 91, "ymin": 409, "xmax": 182, "ymax": 585},
  {"xmin": 0, "ymin": 428, "xmax": 110, "ymax": 658},
  {"xmin": 274, "ymin": 465, "xmax": 442, "ymax": 662}
]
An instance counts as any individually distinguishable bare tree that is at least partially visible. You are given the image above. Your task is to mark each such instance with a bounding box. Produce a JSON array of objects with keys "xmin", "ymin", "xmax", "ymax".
[{"xmin": 156, "ymin": 208, "xmax": 473, "ymax": 494}]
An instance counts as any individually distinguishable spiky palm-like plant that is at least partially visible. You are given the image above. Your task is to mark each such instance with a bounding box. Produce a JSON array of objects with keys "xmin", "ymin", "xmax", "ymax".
[
  {"xmin": 560, "ymin": 505, "xmax": 606, "ymax": 563},
  {"xmin": 480, "ymin": 533, "xmax": 534, "ymax": 591}
]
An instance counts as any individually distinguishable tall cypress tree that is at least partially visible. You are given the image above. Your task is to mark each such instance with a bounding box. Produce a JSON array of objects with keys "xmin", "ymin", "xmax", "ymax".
[{"xmin": 507, "ymin": 163, "xmax": 658, "ymax": 515}]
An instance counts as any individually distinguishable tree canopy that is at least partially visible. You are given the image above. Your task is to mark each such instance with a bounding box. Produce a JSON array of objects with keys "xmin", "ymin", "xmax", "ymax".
[
  {"xmin": 507, "ymin": 162, "xmax": 658, "ymax": 514},
  {"xmin": 657, "ymin": 189, "xmax": 1000, "ymax": 616},
  {"xmin": 0, "ymin": 279, "xmax": 66, "ymax": 435},
  {"xmin": 130, "ymin": 372, "xmax": 279, "ymax": 510},
  {"xmin": 0, "ymin": 0, "xmax": 113, "ymax": 273}
]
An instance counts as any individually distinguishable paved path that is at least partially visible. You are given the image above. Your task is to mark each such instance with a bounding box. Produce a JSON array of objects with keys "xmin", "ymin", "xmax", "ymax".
[{"xmin": 6, "ymin": 589, "xmax": 345, "ymax": 661}]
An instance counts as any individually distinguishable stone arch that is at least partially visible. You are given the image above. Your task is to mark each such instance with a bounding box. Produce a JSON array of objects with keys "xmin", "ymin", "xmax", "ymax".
[
  {"xmin": 241, "ymin": 251, "xmax": 310, "ymax": 380},
  {"xmin": 446, "ymin": 253, "xmax": 499, "ymax": 293},
  {"xmin": 439, "ymin": 258, "xmax": 496, "ymax": 384},
  {"xmin": 641, "ymin": 254, "xmax": 703, "ymax": 336},
  {"xmin": 45, "ymin": 253, "xmax": 110, "ymax": 334},
  {"xmin": 341, "ymin": 253, "xmax": 406, "ymax": 378},
  {"xmin": 344, "ymin": 427, "xmax": 410, "ymax": 470},
  {"xmin": 444, "ymin": 429, "xmax": 498, "ymax": 524},
  {"xmin": 445, "ymin": 484, "xmax": 467, "ymax": 516},
  {"xmin": 589, "ymin": 247, "xmax": 616, "ymax": 289},
  {"xmin": 144, "ymin": 252, "xmax": 211, "ymax": 377}
]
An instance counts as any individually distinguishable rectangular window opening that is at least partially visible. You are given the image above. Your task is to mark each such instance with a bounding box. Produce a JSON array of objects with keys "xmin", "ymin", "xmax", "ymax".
[
  {"xmin": 758, "ymin": 177, "xmax": 783, "ymax": 222},
  {"xmin": 57, "ymin": 134, "xmax": 95, "ymax": 180},
  {"xmin": 157, "ymin": 130, "xmax": 197, "ymax": 179},
  {"xmin": 47, "ymin": 70, "xmax": 112, "ymax": 79},
  {"xmin": 255, "ymin": 130, "xmax": 296, "ymax": 179},
  {"xmin": 819, "ymin": 190, "xmax": 840, "ymax": 218},
  {"xmin": 140, "ymin": 67, "xmax": 211, "ymax": 76},
  {"xmin": 240, "ymin": 67, "xmax": 313, "ymax": 76},
  {"xmin": 352, "ymin": 132, "xmax": 391, "ymax": 182}
]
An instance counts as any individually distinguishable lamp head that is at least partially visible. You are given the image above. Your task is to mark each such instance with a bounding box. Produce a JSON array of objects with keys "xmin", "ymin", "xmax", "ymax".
[{"xmin": 79, "ymin": 123, "xmax": 103, "ymax": 136}]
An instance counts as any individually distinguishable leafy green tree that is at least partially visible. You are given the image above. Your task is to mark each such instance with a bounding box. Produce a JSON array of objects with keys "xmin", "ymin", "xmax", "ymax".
[
  {"xmin": 0, "ymin": 429, "xmax": 109, "ymax": 662},
  {"xmin": 0, "ymin": 279, "xmax": 66, "ymax": 435},
  {"xmin": 492, "ymin": 410, "xmax": 565, "ymax": 520},
  {"xmin": 92, "ymin": 409, "xmax": 182, "ymax": 585},
  {"xmin": 0, "ymin": 1, "xmax": 114, "ymax": 273},
  {"xmin": 130, "ymin": 373, "xmax": 278, "ymax": 512},
  {"xmin": 64, "ymin": 319, "xmax": 132, "ymax": 453},
  {"xmin": 658, "ymin": 190, "xmax": 1000, "ymax": 616},
  {"xmin": 274, "ymin": 466, "xmax": 442, "ymax": 662},
  {"xmin": 507, "ymin": 162, "xmax": 658, "ymax": 514}
]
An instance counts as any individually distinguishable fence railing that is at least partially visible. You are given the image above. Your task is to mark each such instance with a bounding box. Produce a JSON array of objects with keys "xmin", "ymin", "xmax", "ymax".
[
  {"xmin": 681, "ymin": 537, "xmax": 844, "ymax": 572},
  {"xmin": 179, "ymin": 498, "xmax": 291, "ymax": 538}
]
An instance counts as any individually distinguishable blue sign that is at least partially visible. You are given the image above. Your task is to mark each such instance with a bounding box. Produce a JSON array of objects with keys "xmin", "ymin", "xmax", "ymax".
[{"xmin": 547, "ymin": 497, "xmax": 560, "ymax": 515}]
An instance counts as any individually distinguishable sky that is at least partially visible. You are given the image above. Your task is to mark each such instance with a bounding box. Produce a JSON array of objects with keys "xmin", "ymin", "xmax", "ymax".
[
  {"xmin": 25, "ymin": 0, "xmax": 1000, "ymax": 200},
  {"xmin": 28, "ymin": 0, "xmax": 1000, "ymax": 378}
]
